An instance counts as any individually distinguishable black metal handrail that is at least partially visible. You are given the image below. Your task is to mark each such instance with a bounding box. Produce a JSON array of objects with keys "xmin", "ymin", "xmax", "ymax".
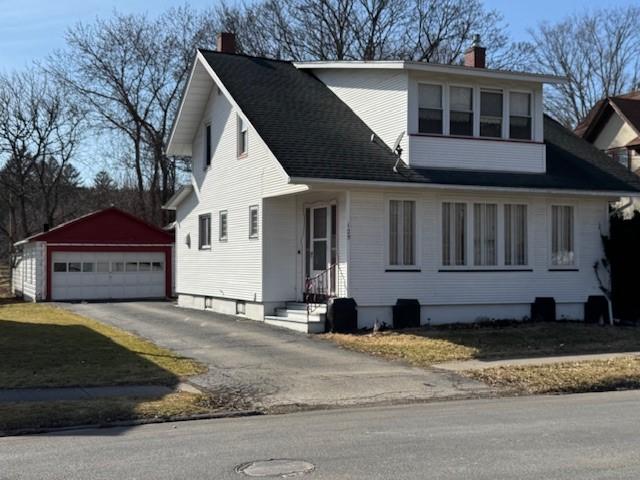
[{"xmin": 304, "ymin": 263, "xmax": 337, "ymax": 304}]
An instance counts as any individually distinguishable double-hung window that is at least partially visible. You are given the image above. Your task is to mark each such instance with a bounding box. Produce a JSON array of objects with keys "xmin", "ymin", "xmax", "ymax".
[
  {"xmin": 551, "ymin": 205, "xmax": 575, "ymax": 266},
  {"xmin": 204, "ymin": 123, "xmax": 212, "ymax": 168},
  {"xmin": 473, "ymin": 203, "xmax": 497, "ymax": 266},
  {"xmin": 480, "ymin": 89, "xmax": 503, "ymax": 138},
  {"xmin": 237, "ymin": 115, "xmax": 248, "ymax": 156},
  {"xmin": 219, "ymin": 210, "xmax": 228, "ymax": 242},
  {"xmin": 389, "ymin": 200, "xmax": 416, "ymax": 266},
  {"xmin": 504, "ymin": 204, "xmax": 528, "ymax": 265},
  {"xmin": 198, "ymin": 214, "xmax": 211, "ymax": 249},
  {"xmin": 442, "ymin": 202, "xmax": 467, "ymax": 266},
  {"xmin": 509, "ymin": 92, "xmax": 532, "ymax": 140},
  {"xmin": 418, "ymin": 84, "xmax": 443, "ymax": 134},
  {"xmin": 249, "ymin": 205, "xmax": 259, "ymax": 239},
  {"xmin": 449, "ymin": 86, "xmax": 473, "ymax": 136}
]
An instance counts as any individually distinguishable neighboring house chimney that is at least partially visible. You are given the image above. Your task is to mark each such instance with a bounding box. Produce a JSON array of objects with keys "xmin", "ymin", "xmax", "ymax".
[
  {"xmin": 464, "ymin": 34, "xmax": 486, "ymax": 69},
  {"xmin": 216, "ymin": 32, "xmax": 236, "ymax": 54}
]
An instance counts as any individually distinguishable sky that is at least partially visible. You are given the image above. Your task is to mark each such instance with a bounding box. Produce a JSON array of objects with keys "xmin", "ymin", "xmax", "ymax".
[{"xmin": 0, "ymin": 0, "xmax": 637, "ymax": 182}]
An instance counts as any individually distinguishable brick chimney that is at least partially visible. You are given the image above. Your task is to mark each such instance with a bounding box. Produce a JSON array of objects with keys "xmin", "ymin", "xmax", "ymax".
[
  {"xmin": 464, "ymin": 34, "xmax": 485, "ymax": 69},
  {"xmin": 216, "ymin": 32, "xmax": 236, "ymax": 54}
]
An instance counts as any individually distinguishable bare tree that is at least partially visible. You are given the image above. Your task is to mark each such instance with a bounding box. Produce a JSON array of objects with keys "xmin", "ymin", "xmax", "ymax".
[
  {"xmin": 530, "ymin": 6, "xmax": 640, "ymax": 127},
  {"xmin": 47, "ymin": 6, "xmax": 216, "ymax": 224}
]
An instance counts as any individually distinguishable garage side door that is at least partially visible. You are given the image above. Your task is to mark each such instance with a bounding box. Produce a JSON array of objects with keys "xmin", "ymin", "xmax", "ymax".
[{"xmin": 51, "ymin": 252, "xmax": 166, "ymax": 301}]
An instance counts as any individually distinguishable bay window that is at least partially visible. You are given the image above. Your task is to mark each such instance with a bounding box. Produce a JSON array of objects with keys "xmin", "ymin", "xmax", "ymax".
[
  {"xmin": 551, "ymin": 205, "xmax": 575, "ymax": 266},
  {"xmin": 509, "ymin": 92, "xmax": 532, "ymax": 140},
  {"xmin": 473, "ymin": 203, "xmax": 497, "ymax": 266},
  {"xmin": 442, "ymin": 202, "xmax": 467, "ymax": 266},
  {"xmin": 449, "ymin": 86, "xmax": 473, "ymax": 136},
  {"xmin": 418, "ymin": 84, "xmax": 443, "ymax": 134},
  {"xmin": 504, "ymin": 204, "xmax": 528, "ymax": 265},
  {"xmin": 480, "ymin": 89, "xmax": 503, "ymax": 138},
  {"xmin": 389, "ymin": 200, "xmax": 416, "ymax": 266}
]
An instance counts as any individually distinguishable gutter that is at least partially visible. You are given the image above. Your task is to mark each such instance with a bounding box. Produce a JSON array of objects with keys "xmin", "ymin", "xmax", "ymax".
[{"xmin": 289, "ymin": 176, "xmax": 640, "ymax": 199}]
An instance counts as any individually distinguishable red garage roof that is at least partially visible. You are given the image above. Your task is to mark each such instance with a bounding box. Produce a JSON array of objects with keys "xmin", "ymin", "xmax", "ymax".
[{"xmin": 21, "ymin": 208, "xmax": 174, "ymax": 245}]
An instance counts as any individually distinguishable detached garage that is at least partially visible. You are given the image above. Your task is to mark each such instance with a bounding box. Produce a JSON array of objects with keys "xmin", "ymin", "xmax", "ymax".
[{"xmin": 12, "ymin": 208, "xmax": 174, "ymax": 302}]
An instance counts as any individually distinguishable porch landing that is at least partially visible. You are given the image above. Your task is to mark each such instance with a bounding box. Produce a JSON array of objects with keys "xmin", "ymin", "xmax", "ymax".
[{"xmin": 264, "ymin": 302, "xmax": 326, "ymax": 334}]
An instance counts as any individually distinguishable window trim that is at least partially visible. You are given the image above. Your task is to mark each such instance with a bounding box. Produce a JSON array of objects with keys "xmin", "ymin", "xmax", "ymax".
[
  {"xmin": 219, "ymin": 210, "xmax": 228, "ymax": 242},
  {"xmin": 204, "ymin": 122, "xmax": 212, "ymax": 169},
  {"xmin": 439, "ymin": 198, "xmax": 531, "ymax": 271},
  {"xmin": 198, "ymin": 213, "xmax": 212, "ymax": 250},
  {"xmin": 508, "ymin": 90, "xmax": 534, "ymax": 141},
  {"xmin": 237, "ymin": 115, "xmax": 248, "ymax": 157},
  {"xmin": 548, "ymin": 203, "xmax": 578, "ymax": 269},
  {"xmin": 417, "ymin": 82, "xmax": 445, "ymax": 135},
  {"xmin": 248, "ymin": 205, "xmax": 259, "ymax": 239},
  {"xmin": 385, "ymin": 197, "xmax": 419, "ymax": 269}
]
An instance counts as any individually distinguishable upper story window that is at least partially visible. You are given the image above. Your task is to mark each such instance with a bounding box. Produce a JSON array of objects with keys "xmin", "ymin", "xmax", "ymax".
[
  {"xmin": 449, "ymin": 86, "xmax": 473, "ymax": 136},
  {"xmin": 198, "ymin": 214, "xmax": 211, "ymax": 249},
  {"xmin": 509, "ymin": 92, "xmax": 532, "ymax": 140},
  {"xmin": 204, "ymin": 123, "xmax": 212, "ymax": 169},
  {"xmin": 418, "ymin": 84, "xmax": 443, "ymax": 134},
  {"xmin": 237, "ymin": 115, "xmax": 248, "ymax": 156},
  {"xmin": 606, "ymin": 147, "xmax": 630, "ymax": 169},
  {"xmin": 480, "ymin": 90, "xmax": 503, "ymax": 138}
]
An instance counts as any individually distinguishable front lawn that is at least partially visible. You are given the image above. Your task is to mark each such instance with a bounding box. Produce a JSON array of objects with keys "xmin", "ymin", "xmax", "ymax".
[
  {"xmin": 323, "ymin": 322, "xmax": 640, "ymax": 368},
  {"xmin": 0, "ymin": 303, "xmax": 205, "ymax": 388},
  {"xmin": 467, "ymin": 357, "xmax": 640, "ymax": 394},
  {"xmin": 0, "ymin": 303, "xmax": 221, "ymax": 434}
]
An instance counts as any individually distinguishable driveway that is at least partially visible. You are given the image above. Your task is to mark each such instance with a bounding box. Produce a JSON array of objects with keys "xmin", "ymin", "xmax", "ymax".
[{"xmin": 62, "ymin": 301, "xmax": 491, "ymax": 411}]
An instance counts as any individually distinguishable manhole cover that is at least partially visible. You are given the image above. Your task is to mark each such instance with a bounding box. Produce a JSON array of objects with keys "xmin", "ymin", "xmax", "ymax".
[{"xmin": 236, "ymin": 459, "xmax": 315, "ymax": 477}]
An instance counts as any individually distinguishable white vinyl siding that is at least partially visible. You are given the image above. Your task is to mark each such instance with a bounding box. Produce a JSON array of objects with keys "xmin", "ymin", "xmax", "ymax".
[
  {"xmin": 551, "ymin": 205, "xmax": 575, "ymax": 266},
  {"xmin": 388, "ymin": 200, "xmax": 416, "ymax": 266},
  {"xmin": 504, "ymin": 204, "xmax": 528, "ymax": 265},
  {"xmin": 473, "ymin": 203, "xmax": 497, "ymax": 266},
  {"xmin": 442, "ymin": 202, "xmax": 467, "ymax": 266},
  {"xmin": 11, "ymin": 242, "xmax": 45, "ymax": 301}
]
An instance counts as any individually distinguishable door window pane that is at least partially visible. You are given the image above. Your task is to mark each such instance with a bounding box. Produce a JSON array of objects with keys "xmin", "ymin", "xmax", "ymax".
[
  {"xmin": 449, "ymin": 86, "xmax": 473, "ymax": 136},
  {"xmin": 97, "ymin": 262, "xmax": 110, "ymax": 273},
  {"xmin": 442, "ymin": 203, "xmax": 467, "ymax": 266},
  {"xmin": 313, "ymin": 207, "xmax": 327, "ymax": 238},
  {"xmin": 152, "ymin": 262, "xmax": 164, "ymax": 272},
  {"xmin": 68, "ymin": 262, "xmax": 81, "ymax": 273},
  {"xmin": 139, "ymin": 262, "xmax": 151, "ymax": 272},
  {"xmin": 473, "ymin": 203, "xmax": 497, "ymax": 266},
  {"xmin": 53, "ymin": 262, "xmax": 67, "ymax": 273},
  {"xmin": 313, "ymin": 241, "xmax": 327, "ymax": 271},
  {"xmin": 126, "ymin": 262, "xmax": 138, "ymax": 272},
  {"xmin": 112, "ymin": 262, "xmax": 124, "ymax": 272},
  {"xmin": 418, "ymin": 84, "xmax": 443, "ymax": 134},
  {"xmin": 480, "ymin": 90, "xmax": 503, "ymax": 138},
  {"xmin": 82, "ymin": 262, "xmax": 94, "ymax": 273},
  {"xmin": 509, "ymin": 92, "xmax": 532, "ymax": 140},
  {"xmin": 505, "ymin": 204, "xmax": 528, "ymax": 265}
]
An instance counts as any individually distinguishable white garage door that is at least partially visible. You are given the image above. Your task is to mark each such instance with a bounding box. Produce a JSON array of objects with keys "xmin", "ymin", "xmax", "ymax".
[{"xmin": 51, "ymin": 252, "xmax": 166, "ymax": 301}]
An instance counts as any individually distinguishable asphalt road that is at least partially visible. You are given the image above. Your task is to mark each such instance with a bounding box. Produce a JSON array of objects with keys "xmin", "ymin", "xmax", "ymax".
[
  {"xmin": 61, "ymin": 301, "xmax": 488, "ymax": 410},
  {"xmin": 2, "ymin": 391, "xmax": 640, "ymax": 479}
]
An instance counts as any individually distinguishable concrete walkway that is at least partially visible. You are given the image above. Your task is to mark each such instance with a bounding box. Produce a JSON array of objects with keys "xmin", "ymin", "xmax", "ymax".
[
  {"xmin": 0, "ymin": 382, "xmax": 200, "ymax": 403},
  {"xmin": 434, "ymin": 351, "xmax": 640, "ymax": 372}
]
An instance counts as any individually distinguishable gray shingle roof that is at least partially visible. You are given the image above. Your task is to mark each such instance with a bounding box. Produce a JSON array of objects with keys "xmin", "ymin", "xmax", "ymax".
[{"xmin": 200, "ymin": 50, "xmax": 640, "ymax": 193}]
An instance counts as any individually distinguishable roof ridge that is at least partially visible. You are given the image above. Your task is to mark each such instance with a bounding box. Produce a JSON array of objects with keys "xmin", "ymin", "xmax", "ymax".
[{"xmin": 197, "ymin": 48, "xmax": 294, "ymax": 65}]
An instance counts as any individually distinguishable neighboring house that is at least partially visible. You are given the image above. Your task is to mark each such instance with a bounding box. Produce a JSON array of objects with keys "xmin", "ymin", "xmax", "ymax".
[
  {"xmin": 12, "ymin": 208, "xmax": 174, "ymax": 302},
  {"xmin": 164, "ymin": 33, "xmax": 640, "ymax": 332},
  {"xmin": 576, "ymin": 91, "xmax": 640, "ymax": 214}
]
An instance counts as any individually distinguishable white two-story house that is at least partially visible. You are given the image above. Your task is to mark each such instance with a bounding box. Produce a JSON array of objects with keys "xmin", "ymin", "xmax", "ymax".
[{"xmin": 164, "ymin": 33, "xmax": 640, "ymax": 332}]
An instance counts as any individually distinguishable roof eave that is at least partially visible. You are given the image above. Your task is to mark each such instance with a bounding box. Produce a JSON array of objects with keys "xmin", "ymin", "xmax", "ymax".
[
  {"xmin": 290, "ymin": 176, "xmax": 639, "ymax": 198},
  {"xmin": 162, "ymin": 185, "xmax": 194, "ymax": 210}
]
